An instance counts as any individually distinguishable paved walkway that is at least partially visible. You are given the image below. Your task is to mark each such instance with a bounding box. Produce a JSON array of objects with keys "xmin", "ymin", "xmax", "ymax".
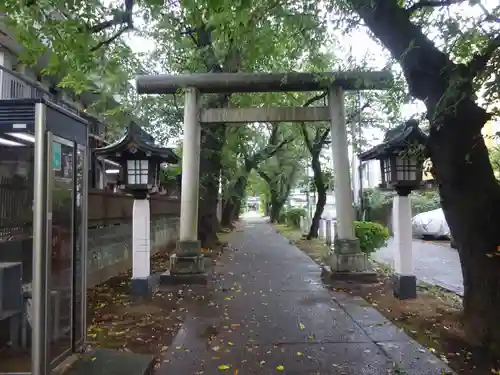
[
  {"xmin": 157, "ymin": 219, "xmax": 454, "ymax": 374},
  {"xmin": 374, "ymin": 238, "xmax": 463, "ymax": 295}
]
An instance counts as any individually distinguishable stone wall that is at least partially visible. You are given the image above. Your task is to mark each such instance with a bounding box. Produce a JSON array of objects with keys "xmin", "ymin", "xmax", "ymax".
[{"xmin": 87, "ymin": 215, "xmax": 179, "ymax": 287}]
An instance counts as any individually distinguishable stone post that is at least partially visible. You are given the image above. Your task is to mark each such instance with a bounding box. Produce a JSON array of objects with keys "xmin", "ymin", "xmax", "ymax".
[
  {"xmin": 327, "ymin": 86, "xmax": 368, "ymax": 273},
  {"xmin": 325, "ymin": 219, "xmax": 332, "ymax": 246},
  {"xmin": 130, "ymin": 198, "xmax": 155, "ymax": 296},
  {"xmin": 178, "ymin": 87, "xmax": 201, "ymax": 242},
  {"xmin": 392, "ymin": 193, "xmax": 416, "ymax": 299},
  {"xmin": 319, "ymin": 218, "xmax": 325, "ymax": 239},
  {"xmin": 164, "ymin": 87, "xmax": 206, "ymax": 283}
]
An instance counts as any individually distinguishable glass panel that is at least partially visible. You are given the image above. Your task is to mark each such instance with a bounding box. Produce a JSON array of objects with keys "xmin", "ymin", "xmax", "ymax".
[
  {"xmin": 127, "ymin": 160, "xmax": 134, "ymax": 169},
  {"xmin": 73, "ymin": 148, "xmax": 84, "ymax": 346},
  {"xmin": 0, "ymin": 141, "xmax": 34, "ymax": 373},
  {"xmin": 140, "ymin": 174, "xmax": 148, "ymax": 184},
  {"xmin": 49, "ymin": 140, "xmax": 74, "ymax": 362},
  {"xmin": 128, "ymin": 174, "xmax": 136, "ymax": 185},
  {"xmin": 140, "ymin": 160, "xmax": 148, "ymax": 169}
]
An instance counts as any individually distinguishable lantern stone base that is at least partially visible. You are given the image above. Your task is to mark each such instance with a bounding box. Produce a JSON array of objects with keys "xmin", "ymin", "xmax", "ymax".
[
  {"xmin": 131, "ymin": 275, "xmax": 159, "ymax": 298},
  {"xmin": 333, "ymin": 238, "xmax": 361, "ymax": 254},
  {"xmin": 159, "ymin": 270, "xmax": 208, "ymax": 286},
  {"xmin": 169, "ymin": 253, "xmax": 205, "ymax": 274},
  {"xmin": 174, "ymin": 240, "xmax": 202, "ymax": 257},
  {"xmin": 393, "ymin": 274, "xmax": 417, "ymax": 300},
  {"xmin": 325, "ymin": 238, "xmax": 375, "ymax": 277},
  {"xmin": 159, "ymin": 240, "xmax": 207, "ymax": 285},
  {"xmin": 326, "ymin": 252, "xmax": 369, "ymax": 273}
]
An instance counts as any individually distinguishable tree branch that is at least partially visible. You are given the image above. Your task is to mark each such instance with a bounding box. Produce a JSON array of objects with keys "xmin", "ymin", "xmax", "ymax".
[
  {"xmin": 299, "ymin": 92, "xmax": 327, "ymax": 153},
  {"xmin": 248, "ymin": 136, "xmax": 294, "ymax": 168},
  {"xmin": 88, "ymin": 0, "xmax": 134, "ymax": 33},
  {"xmin": 312, "ymin": 101, "xmax": 371, "ymax": 151},
  {"xmin": 90, "ymin": 26, "xmax": 130, "ymax": 52},
  {"xmin": 466, "ymin": 34, "xmax": 500, "ymax": 77},
  {"xmin": 300, "ymin": 122, "xmax": 313, "ymax": 152},
  {"xmin": 257, "ymin": 170, "xmax": 271, "ymax": 184},
  {"xmin": 316, "ymin": 128, "xmax": 331, "ymax": 151},
  {"xmin": 406, "ymin": 0, "xmax": 466, "ymax": 14},
  {"xmin": 303, "ymin": 92, "xmax": 327, "ymax": 107},
  {"xmin": 182, "ymin": 25, "xmax": 223, "ymax": 72}
]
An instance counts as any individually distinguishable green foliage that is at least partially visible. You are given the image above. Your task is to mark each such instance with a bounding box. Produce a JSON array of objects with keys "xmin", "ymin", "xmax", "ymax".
[
  {"xmin": 161, "ymin": 164, "xmax": 181, "ymax": 183},
  {"xmin": 278, "ymin": 210, "xmax": 288, "ymax": 225},
  {"xmin": 283, "ymin": 208, "xmax": 307, "ymax": 228},
  {"xmin": 410, "ymin": 190, "xmax": 441, "ymax": 214},
  {"xmin": 489, "ymin": 146, "xmax": 500, "ymax": 180},
  {"xmin": 354, "ymin": 221, "xmax": 390, "ymax": 254},
  {"xmin": 362, "ymin": 188, "xmax": 441, "ymax": 228}
]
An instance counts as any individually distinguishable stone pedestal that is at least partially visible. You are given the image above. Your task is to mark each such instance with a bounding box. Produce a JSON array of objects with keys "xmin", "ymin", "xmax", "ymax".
[
  {"xmin": 160, "ymin": 240, "xmax": 207, "ymax": 285},
  {"xmin": 393, "ymin": 274, "xmax": 417, "ymax": 300},
  {"xmin": 328, "ymin": 239, "xmax": 368, "ymax": 272},
  {"xmin": 131, "ymin": 276, "xmax": 158, "ymax": 299},
  {"xmin": 324, "ymin": 238, "xmax": 377, "ymax": 282}
]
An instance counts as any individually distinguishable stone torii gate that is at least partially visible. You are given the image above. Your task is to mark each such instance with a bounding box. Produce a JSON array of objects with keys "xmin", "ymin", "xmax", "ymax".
[{"xmin": 136, "ymin": 71, "xmax": 393, "ymax": 280}]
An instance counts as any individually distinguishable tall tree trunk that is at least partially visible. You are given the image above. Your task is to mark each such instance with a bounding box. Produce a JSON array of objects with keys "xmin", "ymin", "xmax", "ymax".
[
  {"xmin": 220, "ymin": 175, "xmax": 248, "ymax": 227},
  {"xmin": 194, "ymin": 32, "xmax": 242, "ymax": 249},
  {"xmin": 269, "ymin": 195, "xmax": 284, "ymax": 223},
  {"xmin": 233, "ymin": 197, "xmax": 243, "ymax": 220},
  {"xmin": 307, "ymin": 152, "xmax": 327, "ymax": 239},
  {"xmin": 220, "ymin": 199, "xmax": 236, "ymax": 228},
  {"xmin": 264, "ymin": 199, "xmax": 270, "ymax": 216},
  {"xmin": 348, "ymin": 0, "xmax": 500, "ymax": 346},
  {"xmin": 198, "ymin": 122, "xmax": 226, "ymax": 248},
  {"xmin": 430, "ymin": 104, "xmax": 500, "ymax": 346}
]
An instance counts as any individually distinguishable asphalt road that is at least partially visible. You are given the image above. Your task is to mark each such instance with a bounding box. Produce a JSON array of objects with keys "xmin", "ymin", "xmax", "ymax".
[{"xmin": 373, "ymin": 238, "xmax": 463, "ymax": 295}]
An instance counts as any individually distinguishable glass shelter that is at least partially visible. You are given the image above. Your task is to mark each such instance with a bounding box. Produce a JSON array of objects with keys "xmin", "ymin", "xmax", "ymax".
[{"xmin": 0, "ymin": 98, "xmax": 88, "ymax": 375}]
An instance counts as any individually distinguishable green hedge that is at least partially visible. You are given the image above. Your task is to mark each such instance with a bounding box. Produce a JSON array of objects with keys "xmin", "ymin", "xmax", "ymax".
[
  {"xmin": 361, "ymin": 188, "xmax": 441, "ymax": 232},
  {"xmin": 280, "ymin": 208, "xmax": 306, "ymax": 228},
  {"xmin": 354, "ymin": 220, "xmax": 390, "ymax": 254}
]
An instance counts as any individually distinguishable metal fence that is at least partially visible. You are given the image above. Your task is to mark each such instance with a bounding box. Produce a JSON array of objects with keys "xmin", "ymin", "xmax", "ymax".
[{"xmin": 0, "ymin": 175, "xmax": 32, "ymax": 240}]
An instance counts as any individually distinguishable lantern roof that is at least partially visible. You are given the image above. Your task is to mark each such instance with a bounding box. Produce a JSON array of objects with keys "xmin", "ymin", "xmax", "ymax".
[
  {"xmin": 358, "ymin": 119, "xmax": 428, "ymax": 161},
  {"xmin": 94, "ymin": 122, "xmax": 180, "ymax": 164}
]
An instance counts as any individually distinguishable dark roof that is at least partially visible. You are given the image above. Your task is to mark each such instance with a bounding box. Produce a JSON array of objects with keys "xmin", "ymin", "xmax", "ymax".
[
  {"xmin": 358, "ymin": 119, "xmax": 428, "ymax": 161},
  {"xmin": 94, "ymin": 122, "xmax": 180, "ymax": 163}
]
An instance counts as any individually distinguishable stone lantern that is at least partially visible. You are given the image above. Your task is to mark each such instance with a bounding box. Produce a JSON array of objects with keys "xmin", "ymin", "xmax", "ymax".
[
  {"xmin": 94, "ymin": 122, "xmax": 179, "ymax": 296},
  {"xmin": 359, "ymin": 119, "xmax": 428, "ymax": 300}
]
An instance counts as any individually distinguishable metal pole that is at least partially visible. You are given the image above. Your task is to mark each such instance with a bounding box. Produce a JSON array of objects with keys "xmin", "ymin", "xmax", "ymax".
[
  {"xmin": 81, "ymin": 144, "xmax": 89, "ymax": 344},
  {"xmin": 32, "ymin": 103, "xmax": 47, "ymax": 375}
]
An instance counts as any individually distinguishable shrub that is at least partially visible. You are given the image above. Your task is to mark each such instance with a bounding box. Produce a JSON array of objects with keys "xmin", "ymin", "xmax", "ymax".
[
  {"xmin": 277, "ymin": 209, "xmax": 288, "ymax": 224},
  {"xmin": 284, "ymin": 208, "xmax": 306, "ymax": 228},
  {"xmin": 410, "ymin": 190, "xmax": 441, "ymax": 215},
  {"xmin": 361, "ymin": 188, "xmax": 441, "ymax": 233},
  {"xmin": 354, "ymin": 220, "xmax": 390, "ymax": 254}
]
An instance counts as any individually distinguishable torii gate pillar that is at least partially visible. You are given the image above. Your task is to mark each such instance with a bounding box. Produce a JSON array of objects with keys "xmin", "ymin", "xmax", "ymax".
[
  {"xmin": 327, "ymin": 87, "xmax": 368, "ymax": 273},
  {"xmin": 163, "ymin": 87, "xmax": 206, "ymax": 283}
]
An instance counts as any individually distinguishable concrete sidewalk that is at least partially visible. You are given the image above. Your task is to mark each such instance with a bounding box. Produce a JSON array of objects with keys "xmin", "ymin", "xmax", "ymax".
[{"xmin": 156, "ymin": 219, "xmax": 454, "ymax": 374}]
